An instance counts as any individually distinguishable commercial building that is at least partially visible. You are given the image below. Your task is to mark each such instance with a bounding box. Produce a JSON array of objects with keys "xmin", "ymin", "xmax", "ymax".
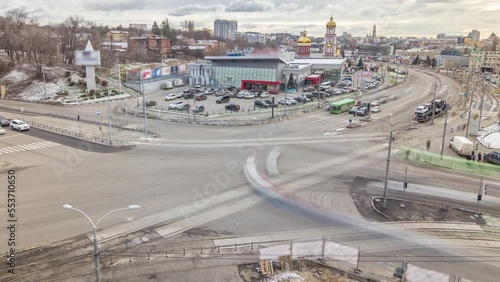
[
  {"xmin": 470, "ymin": 49, "xmax": 500, "ymax": 73},
  {"xmin": 214, "ymin": 19, "xmax": 238, "ymax": 41},
  {"xmin": 470, "ymin": 30, "xmax": 481, "ymax": 41}
]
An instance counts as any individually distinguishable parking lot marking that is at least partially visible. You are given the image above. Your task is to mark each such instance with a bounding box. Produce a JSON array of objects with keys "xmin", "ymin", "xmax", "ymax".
[{"xmin": 0, "ymin": 141, "xmax": 60, "ymax": 155}]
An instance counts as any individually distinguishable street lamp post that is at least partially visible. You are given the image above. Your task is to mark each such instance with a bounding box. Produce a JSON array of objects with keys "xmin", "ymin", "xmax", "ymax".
[
  {"xmin": 107, "ymin": 89, "xmax": 112, "ymax": 145},
  {"xmin": 62, "ymin": 204, "xmax": 141, "ymax": 282},
  {"xmin": 377, "ymin": 115, "xmax": 413, "ymax": 208}
]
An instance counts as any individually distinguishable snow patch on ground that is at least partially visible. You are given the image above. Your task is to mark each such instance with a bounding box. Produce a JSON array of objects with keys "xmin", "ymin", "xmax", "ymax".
[
  {"xmin": 1, "ymin": 69, "xmax": 29, "ymax": 83},
  {"xmin": 17, "ymin": 81, "xmax": 65, "ymax": 101},
  {"xmin": 478, "ymin": 122, "xmax": 500, "ymax": 149},
  {"xmin": 264, "ymin": 272, "xmax": 304, "ymax": 282}
]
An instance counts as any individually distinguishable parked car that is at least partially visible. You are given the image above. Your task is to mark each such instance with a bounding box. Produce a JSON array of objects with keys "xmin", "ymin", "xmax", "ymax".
[
  {"xmin": 10, "ymin": 119, "xmax": 30, "ymax": 131},
  {"xmin": 0, "ymin": 116, "xmax": 10, "ymax": 126},
  {"xmin": 285, "ymin": 97, "xmax": 298, "ymax": 104},
  {"xmin": 303, "ymin": 86, "xmax": 315, "ymax": 92},
  {"xmin": 484, "ymin": 151, "xmax": 500, "ymax": 165},
  {"xmin": 183, "ymin": 88, "xmax": 195, "ymax": 94},
  {"xmin": 182, "ymin": 93, "xmax": 195, "ymax": 99},
  {"xmin": 269, "ymin": 89, "xmax": 279, "ymax": 94},
  {"xmin": 225, "ymin": 104, "xmax": 240, "ymax": 111},
  {"xmin": 237, "ymin": 90, "xmax": 249, "ymax": 98},
  {"xmin": 165, "ymin": 94, "xmax": 177, "ymax": 101},
  {"xmin": 370, "ymin": 100, "xmax": 380, "ymax": 106},
  {"xmin": 370, "ymin": 106, "xmax": 381, "ymax": 113},
  {"xmin": 193, "ymin": 105, "xmax": 205, "ymax": 113},
  {"xmin": 204, "ymin": 88, "xmax": 216, "ymax": 95},
  {"xmin": 356, "ymin": 107, "xmax": 369, "ymax": 116},
  {"xmin": 195, "ymin": 94, "xmax": 207, "ymax": 101},
  {"xmin": 294, "ymin": 96, "xmax": 308, "ymax": 103},
  {"xmin": 194, "ymin": 83, "xmax": 201, "ymax": 88},
  {"xmin": 263, "ymin": 100, "xmax": 278, "ymax": 107},
  {"xmin": 244, "ymin": 92, "xmax": 256, "ymax": 99},
  {"xmin": 259, "ymin": 91, "xmax": 270, "ymax": 98},
  {"xmin": 0, "ymin": 127, "xmax": 5, "ymax": 135},
  {"xmin": 216, "ymin": 95, "xmax": 230, "ymax": 104},
  {"xmin": 168, "ymin": 101, "xmax": 185, "ymax": 110},
  {"xmin": 215, "ymin": 89, "xmax": 228, "ymax": 96},
  {"xmin": 279, "ymin": 98, "xmax": 293, "ymax": 105},
  {"xmin": 178, "ymin": 104, "xmax": 191, "ymax": 112},
  {"xmin": 254, "ymin": 100, "xmax": 269, "ymax": 108},
  {"xmin": 145, "ymin": 100, "xmax": 157, "ymax": 107}
]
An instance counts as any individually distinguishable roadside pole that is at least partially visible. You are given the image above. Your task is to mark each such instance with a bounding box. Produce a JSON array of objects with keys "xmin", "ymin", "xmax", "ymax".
[
  {"xmin": 401, "ymin": 167, "xmax": 408, "ymax": 208},
  {"xmin": 141, "ymin": 78, "xmax": 148, "ymax": 143},
  {"xmin": 431, "ymin": 83, "xmax": 437, "ymax": 124},
  {"xmin": 271, "ymin": 96, "xmax": 275, "ymax": 118},
  {"xmin": 475, "ymin": 177, "xmax": 483, "ymax": 217},
  {"xmin": 440, "ymin": 108, "xmax": 448, "ymax": 159},
  {"xmin": 107, "ymin": 89, "xmax": 112, "ymax": 145},
  {"xmin": 465, "ymin": 69, "xmax": 473, "ymax": 138}
]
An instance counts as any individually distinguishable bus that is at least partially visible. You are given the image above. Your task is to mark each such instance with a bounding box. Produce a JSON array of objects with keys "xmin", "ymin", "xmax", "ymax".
[{"xmin": 329, "ymin": 98, "xmax": 356, "ymax": 114}]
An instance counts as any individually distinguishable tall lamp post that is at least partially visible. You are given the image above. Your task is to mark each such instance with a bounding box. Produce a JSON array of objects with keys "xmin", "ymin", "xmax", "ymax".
[
  {"xmin": 377, "ymin": 115, "xmax": 414, "ymax": 208},
  {"xmin": 62, "ymin": 204, "xmax": 141, "ymax": 282},
  {"xmin": 107, "ymin": 89, "xmax": 112, "ymax": 145}
]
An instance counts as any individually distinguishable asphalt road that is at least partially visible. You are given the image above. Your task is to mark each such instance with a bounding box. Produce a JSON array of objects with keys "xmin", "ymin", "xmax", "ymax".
[{"xmin": 1, "ymin": 67, "xmax": 499, "ymax": 281}]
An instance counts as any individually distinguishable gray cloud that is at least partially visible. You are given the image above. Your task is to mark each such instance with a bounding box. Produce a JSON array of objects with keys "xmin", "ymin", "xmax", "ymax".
[
  {"xmin": 86, "ymin": 0, "xmax": 145, "ymax": 12},
  {"xmin": 170, "ymin": 4, "xmax": 221, "ymax": 16},
  {"xmin": 226, "ymin": 0, "xmax": 275, "ymax": 12}
]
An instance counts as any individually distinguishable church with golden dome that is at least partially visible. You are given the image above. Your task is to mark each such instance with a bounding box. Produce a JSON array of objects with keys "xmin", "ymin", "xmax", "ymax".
[
  {"xmin": 324, "ymin": 16, "xmax": 339, "ymax": 58},
  {"xmin": 297, "ymin": 31, "xmax": 312, "ymax": 57}
]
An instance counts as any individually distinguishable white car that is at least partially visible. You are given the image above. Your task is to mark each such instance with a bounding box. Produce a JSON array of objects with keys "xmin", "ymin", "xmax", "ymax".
[
  {"xmin": 285, "ymin": 97, "xmax": 298, "ymax": 104},
  {"xmin": 0, "ymin": 127, "xmax": 6, "ymax": 135},
  {"xmin": 10, "ymin": 120, "xmax": 30, "ymax": 131},
  {"xmin": 370, "ymin": 100, "xmax": 380, "ymax": 106},
  {"xmin": 168, "ymin": 101, "xmax": 184, "ymax": 110},
  {"xmin": 165, "ymin": 94, "xmax": 177, "ymax": 101},
  {"xmin": 370, "ymin": 106, "xmax": 381, "ymax": 113},
  {"xmin": 259, "ymin": 91, "xmax": 269, "ymax": 98},
  {"xmin": 237, "ymin": 90, "xmax": 249, "ymax": 98},
  {"xmin": 278, "ymin": 99, "xmax": 293, "ymax": 105},
  {"xmin": 244, "ymin": 92, "xmax": 256, "ymax": 99}
]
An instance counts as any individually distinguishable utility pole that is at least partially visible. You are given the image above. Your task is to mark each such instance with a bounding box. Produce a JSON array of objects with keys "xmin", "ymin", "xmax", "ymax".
[
  {"xmin": 107, "ymin": 89, "xmax": 112, "ymax": 145},
  {"xmin": 465, "ymin": 69, "xmax": 473, "ymax": 138},
  {"xmin": 478, "ymin": 74, "xmax": 487, "ymax": 130},
  {"xmin": 118, "ymin": 64, "xmax": 122, "ymax": 92},
  {"xmin": 440, "ymin": 108, "xmax": 448, "ymax": 159},
  {"xmin": 401, "ymin": 167, "xmax": 408, "ymax": 208},
  {"xmin": 475, "ymin": 177, "xmax": 483, "ymax": 217},
  {"xmin": 431, "ymin": 83, "xmax": 437, "ymax": 124},
  {"xmin": 141, "ymin": 78, "xmax": 148, "ymax": 142}
]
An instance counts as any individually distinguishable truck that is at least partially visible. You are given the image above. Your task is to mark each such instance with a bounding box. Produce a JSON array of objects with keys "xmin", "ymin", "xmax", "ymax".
[
  {"xmin": 173, "ymin": 79, "xmax": 185, "ymax": 87},
  {"xmin": 449, "ymin": 136, "xmax": 473, "ymax": 156},
  {"xmin": 162, "ymin": 81, "xmax": 174, "ymax": 90}
]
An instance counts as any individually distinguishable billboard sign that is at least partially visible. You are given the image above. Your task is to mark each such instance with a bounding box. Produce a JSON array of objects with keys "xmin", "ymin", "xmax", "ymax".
[
  {"xmin": 178, "ymin": 64, "xmax": 186, "ymax": 74},
  {"xmin": 126, "ymin": 70, "xmax": 140, "ymax": 81},
  {"xmin": 152, "ymin": 68, "xmax": 162, "ymax": 78},
  {"xmin": 161, "ymin": 67, "xmax": 171, "ymax": 76},
  {"xmin": 75, "ymin": 50, "xmax": 101, "ymax": 66},
  {"xmin": 171, "ymin": 66, "xmax": 178, "ymax": 75},
  {"xmin": 141, "ymin": 69, "xmax": 152, "ymax": 79}
]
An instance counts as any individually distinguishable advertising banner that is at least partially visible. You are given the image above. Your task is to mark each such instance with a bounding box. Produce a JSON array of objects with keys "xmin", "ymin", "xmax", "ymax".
[
  {"xmin": 75, "ymin": 50, "xmax": 101, "ymax": 66},
  {"xmin": 152, "ymin": 68, "xmax": 162, "ymax": 78},
  {"xmin": 141, "ymin": 69, "xmax": 152, "ymax": 79},
  {"xmin": 178, "ymin": 64, "xmax": 186, "ymax": 74},
  {"xmin": 126, "ymin": 70, "xmax": 140, "ymax": 81},
  {"xmin": 161, "ymin": 67, "xmax": 171, "ymax": 76}
]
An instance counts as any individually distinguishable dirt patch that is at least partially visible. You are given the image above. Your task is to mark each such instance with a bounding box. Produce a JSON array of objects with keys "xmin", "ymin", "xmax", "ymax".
[
  {"xmin": 373, "ymin": 198, "xmax": 486, "ymax": 224},
  {"xmin": 238, "ymin": 261, "xmax": 363, "ymax": 282}
]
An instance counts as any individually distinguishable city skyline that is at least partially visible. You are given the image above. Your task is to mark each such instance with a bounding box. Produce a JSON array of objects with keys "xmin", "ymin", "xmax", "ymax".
[{"xmin": 2, "ymin": 0, "xmax": 499, "ymax": 38}]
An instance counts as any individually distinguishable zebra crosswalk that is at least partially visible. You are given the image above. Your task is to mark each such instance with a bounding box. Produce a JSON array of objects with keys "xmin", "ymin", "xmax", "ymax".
[{"xmin": 0, "ymin": 141, "xmax": 60, "ymax": 155}]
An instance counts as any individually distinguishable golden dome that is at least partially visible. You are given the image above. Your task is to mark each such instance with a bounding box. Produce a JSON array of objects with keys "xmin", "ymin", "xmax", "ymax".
[
  {"xmin": 298, "ymin": 31, "xmax": 312, "ymax": 44},
  {"xmin": 327, "ymin": 16, "xmax": 336, "ymax": 28}
]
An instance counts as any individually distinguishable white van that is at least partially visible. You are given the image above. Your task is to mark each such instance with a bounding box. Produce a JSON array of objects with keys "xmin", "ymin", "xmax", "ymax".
[
  {"xmin": 162, "ymin": 81, "xmax": 174, "ymax": 90},
  {"xmin": 449, "ymin": 136, "xmax": 473, "ymax": 156}
]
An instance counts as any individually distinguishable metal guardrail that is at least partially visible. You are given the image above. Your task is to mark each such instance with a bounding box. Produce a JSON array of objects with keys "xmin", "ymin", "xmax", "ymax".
[{"xmin": 26, "ymin": 120, "xmax": 125, "ymax": 146}]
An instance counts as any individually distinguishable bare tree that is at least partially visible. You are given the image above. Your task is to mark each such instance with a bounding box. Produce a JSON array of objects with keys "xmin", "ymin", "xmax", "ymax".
[
  {"xmin": 2, "ymin": 8, "xmax": 35, "ymax": 63},
  {"xmin": 57, "ymin": 16, "xmax": 88, "ymax": 65}
]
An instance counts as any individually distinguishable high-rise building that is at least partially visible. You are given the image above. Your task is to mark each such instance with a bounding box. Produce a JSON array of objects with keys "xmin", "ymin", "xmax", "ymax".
[
  {"xmin": 437, "ymin": 33, "xmax": 446, "ymax": 39},
  {"xmin": 471, "ymin": 30, "xmax": 480, "ymax": 41},
  {"xmin": 372, "ymin": 24, "xmax": 377, "ymax": 39},
  {"xmin": 214, "ymin": 19, "xmax": 238, "ymax": 41}
]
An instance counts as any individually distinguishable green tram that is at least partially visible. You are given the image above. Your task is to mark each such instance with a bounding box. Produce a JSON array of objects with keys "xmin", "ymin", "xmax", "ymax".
[{"xmin": 329, "ymin": 98, "xmax": 356, "ymax": 114}]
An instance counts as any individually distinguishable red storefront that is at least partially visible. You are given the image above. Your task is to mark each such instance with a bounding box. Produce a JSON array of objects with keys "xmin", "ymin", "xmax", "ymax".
[{"xmin": 241, "ymin": 79, "xmax": 281, "ymax": 94}]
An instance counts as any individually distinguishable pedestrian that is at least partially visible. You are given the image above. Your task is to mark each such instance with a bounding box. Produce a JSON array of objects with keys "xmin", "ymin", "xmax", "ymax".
[
  {"xmin": 478, "ymin": 152, "xmax": 482, "ymax": 162},
  {"xmin": 472, "ymin": 153, "xmax": 475, "ymax": 161},
  {"xmin": 462, "ymin": 123, "xmax": 466, "ymax": 131},
  {"xmin": 451, "ymin": 126, "xmax": 454, "ymax": 133},
  {"xmin": 456, "ymin": 125, "xmax": 461, "ymax": 132},
  {"xmin": 426, "ymin": 140, "xmax": 431, "ymax": 150}
]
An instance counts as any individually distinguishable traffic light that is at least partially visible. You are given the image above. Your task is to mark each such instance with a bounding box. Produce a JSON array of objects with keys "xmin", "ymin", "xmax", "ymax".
[
  {"xmin": 475, "ymin": 143, "xmax": 479, "ymax": 151},
  {"xmin": 482, "ymin": 183, "xmax": 488, "ymax": 195}
]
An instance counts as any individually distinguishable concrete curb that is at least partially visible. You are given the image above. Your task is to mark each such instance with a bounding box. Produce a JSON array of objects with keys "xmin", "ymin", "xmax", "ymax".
[{"xmin": 371, "ymin": 197, "xmax": 395, "ymax": 221}]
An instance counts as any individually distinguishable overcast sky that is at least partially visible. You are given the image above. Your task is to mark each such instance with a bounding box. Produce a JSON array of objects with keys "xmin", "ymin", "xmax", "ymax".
[{"xmin": 2, "ymin": 0, "xmax": 499, "ymax": 38}]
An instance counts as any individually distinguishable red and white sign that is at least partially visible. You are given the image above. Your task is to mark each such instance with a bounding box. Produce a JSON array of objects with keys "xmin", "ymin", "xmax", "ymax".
[{"xmin": 141, "ymin": 69, "xmax": 152, "ymax": 79}]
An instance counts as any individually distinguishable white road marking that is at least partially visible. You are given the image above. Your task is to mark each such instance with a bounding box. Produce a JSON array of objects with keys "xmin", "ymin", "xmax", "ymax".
[
  {"xmin": 0, "ymin": 141, "xmax": 60, "ymax": 155},
  {"xmin": 0, "ymin": 134, "xmax": 22, "ymax": 140}
]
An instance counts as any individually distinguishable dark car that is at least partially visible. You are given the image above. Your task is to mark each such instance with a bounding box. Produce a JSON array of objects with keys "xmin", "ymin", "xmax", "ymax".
[
  {"xmin": 193, "ymin": 105, "xmax": 205, "ymax": 113},
  {"xmin": 303, "ymin": 86, "xmax": 315, "ymax": 92},
  {"xmin": 294, "ymin": 96, "xmax": 309, "ymax": 103},
  {"xmin": 263, "ymin": 99, "xmax": 278, "ymax": 107},
  {"xmin": 216, "ymin": 95, "xmax": 230, "ymax": 104},
  {"xmin": 183, "ymin": 88, "xmax": 195, "ymax": 94},
  {"xmin": 183, "ymin": 93, "xmax": 195, "ymax": 99},
  {"xmin": 195, "ymin": 94, "xmax": 207, "ymax": 101},
  {"xmin": 484, "ymin": 151, "xmax": 500, "ymax": 165},
  {"xmin": 254, "ymin": 100, "xmax": 269, "ymax": 108},
  {"xmin": 145, "ymin": 100, "xmax": 157, "ymax": 107},
  {"xmin": 225, "ymin": 104, "xmax": 240, "ymax": 111},
  {"xmin": 0, "ymin": 116, "xmax": 10, "ymax": 126},
  {"xmin": 356, "ymin": 107, "xmax": 369, "ymax": 116},
  {"xmin": 304, "ymin": 94, "xmax": 317, "ymax": 101},
  {"xmin": 178, "ymin": 104, "xmax": 191, "ymax": 112}
]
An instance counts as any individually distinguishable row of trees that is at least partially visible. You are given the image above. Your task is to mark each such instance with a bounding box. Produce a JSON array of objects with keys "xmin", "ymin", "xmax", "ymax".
[{"xmin": 413, "ymin": 55, "xmax": 437, "ymax": 68}]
